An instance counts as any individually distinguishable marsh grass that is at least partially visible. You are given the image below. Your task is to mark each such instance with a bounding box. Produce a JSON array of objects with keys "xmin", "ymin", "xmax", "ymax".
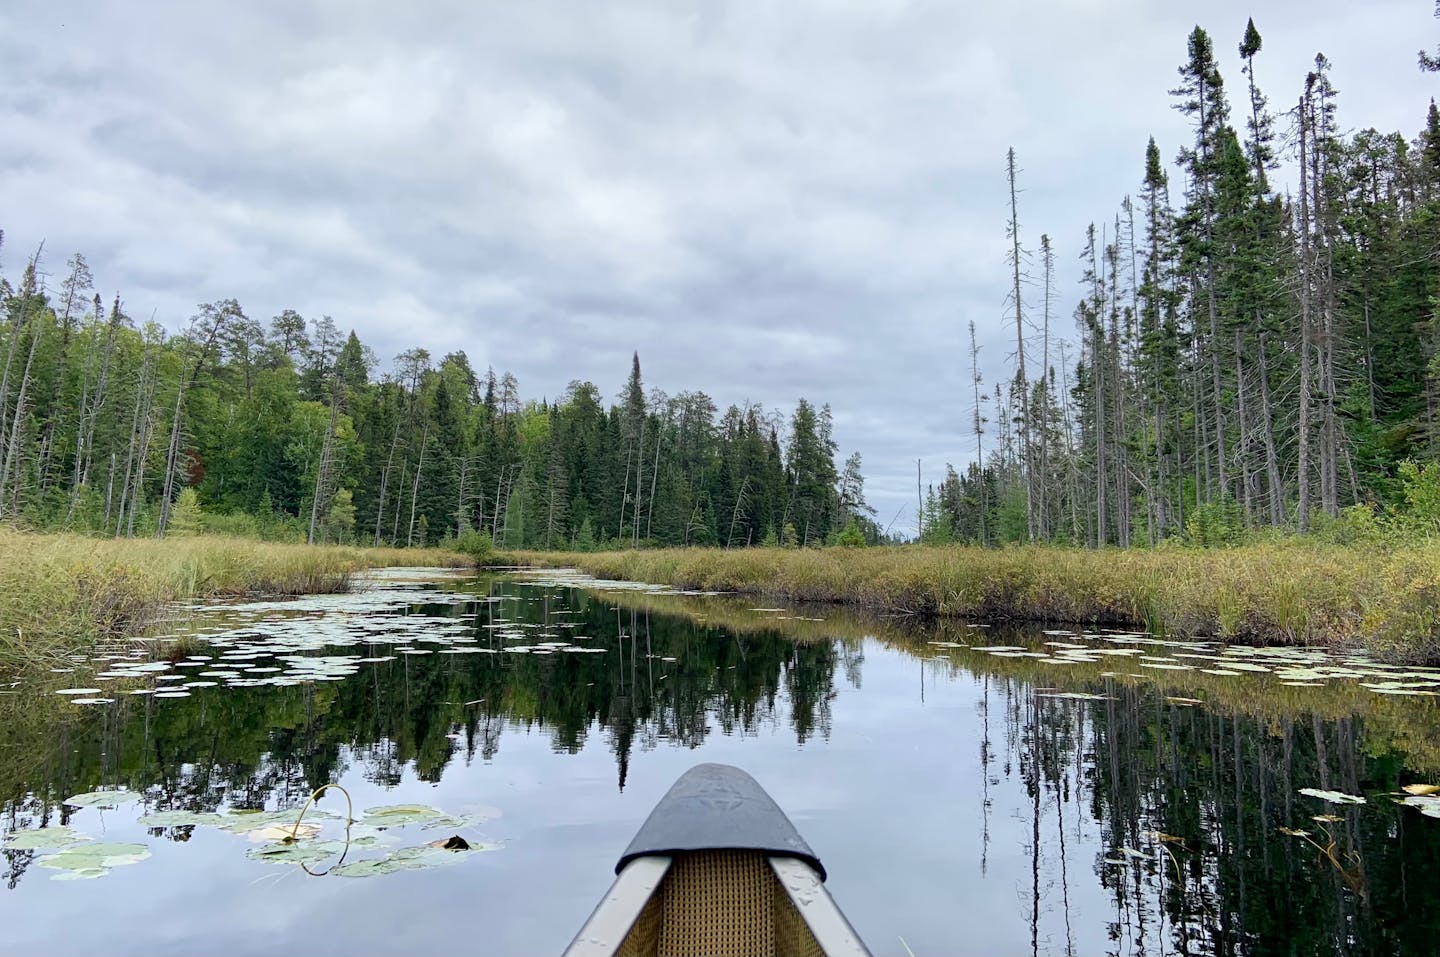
[
  {"xmin": 502, "ymin": 542, "xmax": 1440, "ymax": 658},
  {"xmin": 0, "ymin": 530, "xmax": 468, "ymax": 665}
]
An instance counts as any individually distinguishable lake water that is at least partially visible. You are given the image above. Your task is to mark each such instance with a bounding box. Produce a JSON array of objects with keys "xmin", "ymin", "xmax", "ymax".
[{"xmin": 4, "ymin": 567, "xmax": 1440, "ymax": 956}]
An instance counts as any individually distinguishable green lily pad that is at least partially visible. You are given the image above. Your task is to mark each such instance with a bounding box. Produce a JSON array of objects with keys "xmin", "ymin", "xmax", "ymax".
[
  {"xmin": 1299, "ymin": 788, "xmax": 1366, "ymax": 805},
  {"xmin": 38, "ymin": 842, "xmax": 150, "ymax": 874},
  {"xmin": 361, "ymin": 805, "xmax": 452, "ymax": 828},
  {"xmin": 4, "ymin": 826, "xmax": 91, "ymax": 850},
  {"xmin": 63, "ymin": 790, "xmax": 139, "ymax": 808},
  {"xmin": 51, "ymin": 867, "xmax": 109, "ymax": 881},
  {"xmin": 218, "ymin": 809, "xmax": 338, "ymax": 834},
  {"xmin": 246, "ymin": 840, "xmax": 350, "ymax": 865},
  {"xmin": 137, "ymin": 811, "xmax": 227, "ymax": 828},
  {"xmin": 330, "ymin": 843, "xmax": 483, "ymax": 878}
]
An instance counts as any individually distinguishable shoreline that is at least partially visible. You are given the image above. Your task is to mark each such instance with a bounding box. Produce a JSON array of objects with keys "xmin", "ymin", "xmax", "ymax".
[
  {"xmin": 0, "ymin": 529, "xmax": 470, "ymax": 666},
  {"xmin": 495, "ymin": 542, "xmax": 1440, "ymax": 662}
]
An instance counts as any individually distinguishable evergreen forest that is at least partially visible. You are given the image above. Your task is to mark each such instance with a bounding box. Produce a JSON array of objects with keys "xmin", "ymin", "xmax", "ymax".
[
  {"xmin": 923, "ymin": 20, "xmax": 1440, "ymax": 546},
  {"xmin": 0, "ymin": 264, "xmax": 870, "ymax": 549}
]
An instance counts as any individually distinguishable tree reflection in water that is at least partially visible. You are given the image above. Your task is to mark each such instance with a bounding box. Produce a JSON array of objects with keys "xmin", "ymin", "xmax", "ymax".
[{"xmin": 4, "ymin": 575, "xmax": 1440, "ymax": 955}]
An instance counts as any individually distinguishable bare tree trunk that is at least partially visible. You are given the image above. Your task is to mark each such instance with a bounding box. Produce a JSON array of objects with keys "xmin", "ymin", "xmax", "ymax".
[
  {"xmin": 1093, "ymin": 326, "xmax": 1107, "ymax": 547},
  {"xmin": 407, "ymin": 425, "xmax": 428, "ymax": 547},
  {"xmin": 307, "ymin": 374, "xmax": 341, "ymax": 544},
  {"xmin": 1235, "ymin": 330, "xmax": 1253, "ymax": 522},
  {"xmin": 971, "ymin": 321, "xmax": 987, "ymax": 546},
  {"xmin": 645, "ymin": 427, "xmax": 661, "ymax": 541},
  {"xmin": 632, "ymin": 420, "xmax": 645, "ymax": 547},
  {"xmin": 114, "ymin": 348, "xmax": 151, "ymax": 535},
  {"xmin": 1039, "ymin": 235, "xmax": 1054, "ymax": 539},
  {"xmin": 1057, "ymin": 340, "xmax": 1080, "ymax": 542},
  {"xmin": 120, "ymin": 352, "xmax": 160, "ymax": 539},
  {"xmin": 0, "ymin": 302, "xmax": 46, "ymax": 516},
  {"xmin": 0, "ymin": 245, "xmax": 43, "ymax": 477},
  {"xmin": 456, "ymin": 454, "xmax": 470, "ymax": 538},
  {"xmin": 69, "ymin": 300, "xmax": 122, "ymax": 522},
  {"xmin": 1258, "ymin": 335, "xmax": 1284, "ymax": 526},
  {"xmin": 155, "ymin": 386, "xmax": 186, "ymax": 537},
  {"xmin": 617, "ymin": 447, "xmax": 632, "ymax": 546},
  {"xmin": 374, "ymin": 412, "xmax": 402, "ymax": 545},
  {"xmin": 489, "ymin": 463, "xmax": 505, "ymax": 541},
  {"xmin": 103, "ymin": 452, "xmax": 116, "ymax": 528},
  {"xmin": 1297, "ymin": 92, "xmax": 1314, "ymax": 533},
  {"xmin": 1006, "ymin": 148, "xmax": 1034, "ymax": 541},
  {"xmin": 726, "ymin": 476, "xmax": 750, "ymax": 549},
  {"xmin": 1108, "ymin": 232, "xmax": 1129, "ymax": 546},
  {"xmin": 393, "ymin": 462, "xmax": 408, "ymax": 544}
]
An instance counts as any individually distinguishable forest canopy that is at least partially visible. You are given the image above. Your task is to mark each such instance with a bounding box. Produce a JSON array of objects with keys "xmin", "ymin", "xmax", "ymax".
[{"xmin": 0, "ymin": 261, "xmax": 874, "ymax": 550}]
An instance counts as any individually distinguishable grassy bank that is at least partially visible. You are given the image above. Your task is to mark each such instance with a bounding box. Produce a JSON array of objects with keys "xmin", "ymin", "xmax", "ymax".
[
  {"xmin": 500, "ymin": 543, "xmax": 1440, "ymax": 658},
  {"xmin": 0, "ymin": 529, "xmax": 469, "ymax": 664}
]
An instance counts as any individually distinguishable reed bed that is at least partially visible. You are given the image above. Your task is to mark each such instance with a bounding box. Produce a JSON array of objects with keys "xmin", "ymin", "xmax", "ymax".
[
  {"xmin": 0, "ymin": 529, "xmax": 469, "ymax": 664},
  {"xmin": 501, "ymin": 542, "xmax": 1440, "ymax": 658}
]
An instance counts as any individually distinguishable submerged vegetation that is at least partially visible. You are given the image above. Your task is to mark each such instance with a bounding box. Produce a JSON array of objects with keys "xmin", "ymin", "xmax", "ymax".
[
  {"xmin": 0, "ymin": 529, "xmax": 466, "ymax": 664},
  {"xmin": 504, "ymin": 542, "xmax": 1440, "ymax": 658}
]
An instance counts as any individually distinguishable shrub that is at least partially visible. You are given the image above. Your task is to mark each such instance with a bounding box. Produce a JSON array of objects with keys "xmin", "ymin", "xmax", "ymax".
[
  {"xmin": 835, "ymin": 519, "xmax": 866, "ymax": 548},
  {"xmin": 454, "ymin": 530, "xmax": 494, "ymax": 562},
  {"xmin": 1184, "ymin": 498, "xmax": 1247, "ymax": 547},
  {"xmin": 1392, "ymin": 460, "xmax": 1440, "ymax": 536}
]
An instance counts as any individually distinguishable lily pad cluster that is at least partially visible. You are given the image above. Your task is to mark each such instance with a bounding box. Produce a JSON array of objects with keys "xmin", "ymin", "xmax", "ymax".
[
  {"xmin": 4, "ymin": 790, "xmax": 501, "ymax": 882},
  {"xmin": 41, "ymin": 569, "xmax": 648, "ymax": 706},
  {"xmin": 941, "ymin": 628, "xmax": 1440, "ymax": 700},
  {"xmin": 512, "ymin": 568, "xmax": 723, "ymax": 599}
]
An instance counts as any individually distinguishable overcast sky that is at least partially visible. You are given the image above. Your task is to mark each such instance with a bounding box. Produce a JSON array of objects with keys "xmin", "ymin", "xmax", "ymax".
[{"xmin": 1, "ymin": 1, "xmax": 1435, "ymax": 530}]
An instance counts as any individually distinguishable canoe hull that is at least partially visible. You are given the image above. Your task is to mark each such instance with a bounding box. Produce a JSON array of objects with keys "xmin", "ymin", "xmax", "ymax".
[{"xmin": 564, "ymin": 764, "xmax": 870, "ymax": 957}]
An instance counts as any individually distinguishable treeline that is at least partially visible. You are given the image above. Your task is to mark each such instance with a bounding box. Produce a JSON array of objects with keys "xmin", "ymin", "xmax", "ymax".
[
  {"xmin": 0, "ymin": 259, "xmax": 876, "ymax": 548},
  {"xmin": 925, "ymin": 19, "xmax": 1440, "ymax": 546}
]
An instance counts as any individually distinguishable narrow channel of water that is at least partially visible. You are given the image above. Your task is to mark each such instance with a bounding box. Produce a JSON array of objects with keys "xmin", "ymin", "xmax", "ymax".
[{"xmin": 4, "ymin": 568, "xmax": 1440, "ymax": 956}]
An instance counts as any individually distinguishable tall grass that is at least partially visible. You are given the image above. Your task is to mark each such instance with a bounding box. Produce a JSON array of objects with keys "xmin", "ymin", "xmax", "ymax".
[
  {"xmin": 501, "ymin": 542, "xmax": 1440, "ymax": 658},
  {"xmin": 0, "ymin": 529, "xmax": 469, "ymax": 665}
]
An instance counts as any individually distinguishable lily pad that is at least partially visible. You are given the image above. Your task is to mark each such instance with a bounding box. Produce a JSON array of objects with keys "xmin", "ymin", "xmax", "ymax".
[
  {"xmin": 331, "ymin": 842, "xmax": 488, "ymax": 878},
  {"xmin": 64, "ymin": 789, "xmax": 139, "ymax": 808},
  {"xmin": 361, "ymin": 805, "xmax": 452, "ymax": 828},
  {"xmin": 38, "ymin": 842, "xmax": 150, "ymax": 875},
  {"xmin": 4, "ymin": 826, "xmax": 91, "ymax": 850},
  {"xmin": 50, "ymin": 867, "xmax": 109, "ymax": 881},
  {"xmin": 218, "ymin": 809, "xmax": 338, "ymax": 834},
  {"xmin": 246, "ymin": 839, "xmax": 350, "ymax": 865},
  {"xmin": 246, "ymin": 823, "xmax": 322, "ymax": 843},
  {"xmin": 137, "ymin": 811, "xmax": 227, "ymax": 828},
  {"xmin": 1298, "ymin": 788, "xmax": 1366, "ymax": 805}
]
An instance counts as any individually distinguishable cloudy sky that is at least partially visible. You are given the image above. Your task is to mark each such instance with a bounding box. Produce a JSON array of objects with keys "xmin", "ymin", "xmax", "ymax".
[{"xmin": 2, "ymin": 1, "xmax": 1435, "ymax": 529}]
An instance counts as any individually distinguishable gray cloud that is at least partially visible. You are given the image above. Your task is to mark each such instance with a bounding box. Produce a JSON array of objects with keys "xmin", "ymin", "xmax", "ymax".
[{"xmin": 1, "ymin": 0, "xmax": 1434, "ymax": 528}]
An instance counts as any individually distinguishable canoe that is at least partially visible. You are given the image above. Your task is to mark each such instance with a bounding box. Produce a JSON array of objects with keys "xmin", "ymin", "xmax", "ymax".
[{"xmin": 564, "ymin": 763, "xmax": 870, "ymax": 957}]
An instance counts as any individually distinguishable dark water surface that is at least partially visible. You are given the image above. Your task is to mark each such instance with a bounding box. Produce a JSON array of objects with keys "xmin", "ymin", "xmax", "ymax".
[{"xmin": 5, "ymin": 568, "xmax": 1440, "ymax": 956}]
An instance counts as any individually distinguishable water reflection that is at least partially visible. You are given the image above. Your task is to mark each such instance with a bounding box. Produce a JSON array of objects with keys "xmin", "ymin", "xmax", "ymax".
[{"xmin": 3, "ymin": 573, "xmax": 1440, "ymax": 956}]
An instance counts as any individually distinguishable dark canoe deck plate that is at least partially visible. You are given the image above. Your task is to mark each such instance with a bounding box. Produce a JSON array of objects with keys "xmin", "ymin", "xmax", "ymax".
[{"xmin": 616, "ymin": 762, "xmax": 827, "ymax": 880}]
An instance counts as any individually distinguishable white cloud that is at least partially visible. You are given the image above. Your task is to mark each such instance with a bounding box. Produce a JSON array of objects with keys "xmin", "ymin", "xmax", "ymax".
[{"xmin": 0, "ymin": 0, "xmax": 1433, "ymax": 524}]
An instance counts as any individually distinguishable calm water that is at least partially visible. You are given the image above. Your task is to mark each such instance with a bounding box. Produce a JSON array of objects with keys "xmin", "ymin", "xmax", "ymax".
[{"xmin": 5, "ymin": 568, "xmax": 1440, "ymax": 957}]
